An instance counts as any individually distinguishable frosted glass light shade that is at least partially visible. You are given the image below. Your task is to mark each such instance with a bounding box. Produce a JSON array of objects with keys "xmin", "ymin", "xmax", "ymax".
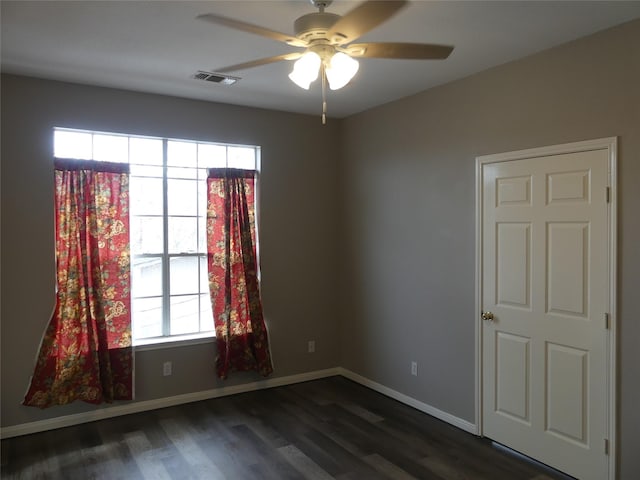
[
  {"xmin": 325, "ymin": 52, "xmax": 359, "ymax": 90},
  {"xmin": 288, "ymin": 52, "xmax": 321, "ymax": 89}
]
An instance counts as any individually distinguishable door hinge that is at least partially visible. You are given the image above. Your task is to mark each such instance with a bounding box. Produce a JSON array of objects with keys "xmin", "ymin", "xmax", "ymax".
[
  {"xmin": 604, "ymin": 313, "xmax": 610, "ymax": 329},
  {"xmin": 605, "ymin": 186, "xmax": 610, "ymax": 203},
  {"xmin": 604, "ymin": 438, "xmax": 609, "ymax": 455}
]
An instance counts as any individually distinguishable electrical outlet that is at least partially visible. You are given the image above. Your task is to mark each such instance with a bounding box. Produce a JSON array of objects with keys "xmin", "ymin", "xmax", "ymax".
[
  {"xmin": 308, "ymin": 340, "xmax": 316, "ymax": 353},
  {"xmin": 411, "ymin": 361, "xmax": 418, "ymax": 376},
  {"xmin": 163, "ymin": 361, "xmax": 172, "ymax": 376}
]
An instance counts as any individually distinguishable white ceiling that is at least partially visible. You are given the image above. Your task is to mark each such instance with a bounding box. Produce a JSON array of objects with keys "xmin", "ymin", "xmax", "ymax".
[{"xmin": 2, "ymin": 1, "xmax": 640, "ymax": 119}]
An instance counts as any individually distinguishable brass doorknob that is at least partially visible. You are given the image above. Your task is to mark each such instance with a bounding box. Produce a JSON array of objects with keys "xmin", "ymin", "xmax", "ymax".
[{"xmin": 481, "ymin": 311, "xmax": 495, "ymax": 322}]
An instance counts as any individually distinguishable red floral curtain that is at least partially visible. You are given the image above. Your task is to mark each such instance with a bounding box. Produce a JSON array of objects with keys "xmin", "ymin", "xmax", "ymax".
[
  {"xmin": 23, "ymin": 159, "xmax": 133, "ymax": 408},
  {"xmin": 207, "ymin": 168, "xmax": 273, "ymax": 379}
]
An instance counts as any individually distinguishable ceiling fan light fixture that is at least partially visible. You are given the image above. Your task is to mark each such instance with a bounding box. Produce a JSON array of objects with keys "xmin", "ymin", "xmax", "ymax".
[
  {"xmin": 288, "ymin": 51, "xmax": 321, "ymax": 89},
  {"xmin": 325, "ymin": 52, "xmax": 359, "ymax": 90},
  {"xmin": 200, "ymin": 0, "xmax": 452, "ymax": 122}
]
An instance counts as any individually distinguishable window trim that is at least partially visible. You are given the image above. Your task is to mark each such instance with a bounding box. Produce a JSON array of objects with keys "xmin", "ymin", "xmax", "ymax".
[
  {"xmin": 134, "ymin": 332, "xmax": 215, "ymax": 351},
  {"xmin": 53, "ymin": 127, "xmax": 261, "ymax": 347}
]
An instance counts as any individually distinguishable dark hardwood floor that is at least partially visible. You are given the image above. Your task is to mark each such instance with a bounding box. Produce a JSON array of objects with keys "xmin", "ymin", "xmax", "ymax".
[{"xmin": 1, "ymin": 376, "xmax": 573, "ymax": 479}]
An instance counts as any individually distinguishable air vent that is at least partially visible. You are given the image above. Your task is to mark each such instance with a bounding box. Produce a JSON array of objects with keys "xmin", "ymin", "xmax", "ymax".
[{"xmin": 192, "ymin": 71, "xmax": 240, "ymax": 86}]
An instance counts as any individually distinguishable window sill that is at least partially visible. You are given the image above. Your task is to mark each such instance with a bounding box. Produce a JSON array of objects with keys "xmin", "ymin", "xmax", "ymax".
[{"xmin": 134, "ymin": 332, "xmax": 215, "ymax": 352}]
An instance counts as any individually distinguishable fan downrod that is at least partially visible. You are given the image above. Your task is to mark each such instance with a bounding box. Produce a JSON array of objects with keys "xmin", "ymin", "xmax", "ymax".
[{"xmin": 310, "ymin": 0, "xmax": 333, "ymax": 12}]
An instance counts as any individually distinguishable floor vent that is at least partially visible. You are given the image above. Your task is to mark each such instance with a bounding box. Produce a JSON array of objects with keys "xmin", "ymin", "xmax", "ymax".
[{"xmin": 192, "ymin": 71, "xmax": 240, "ymax": 85}]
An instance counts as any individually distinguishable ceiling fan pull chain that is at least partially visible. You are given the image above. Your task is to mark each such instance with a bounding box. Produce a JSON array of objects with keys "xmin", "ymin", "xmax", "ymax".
[{"xmin": 321, "ymin": 66, "xmax": 327, "ymax": 125}]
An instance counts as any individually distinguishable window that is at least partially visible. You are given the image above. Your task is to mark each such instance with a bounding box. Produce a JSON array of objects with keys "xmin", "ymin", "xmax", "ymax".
[{"xmin": 53, "ymin": 128, "xmax": 260, "ymax": 344}]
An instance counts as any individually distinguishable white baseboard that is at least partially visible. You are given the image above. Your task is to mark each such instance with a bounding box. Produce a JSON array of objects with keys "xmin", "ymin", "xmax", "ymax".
[
  {"xmin": 338, "ymin": 367, "xmax": 478, "ymax": 435},
  {"xmin": 1, "ymin": 366, "xmax": 477, "ymax": 439},
  {"xmin": 0, "ymin": 368, "xmax": 340, "ymax": 439}
]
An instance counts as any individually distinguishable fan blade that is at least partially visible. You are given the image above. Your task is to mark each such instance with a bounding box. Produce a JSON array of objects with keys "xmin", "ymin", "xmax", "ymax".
[
  {"xmin": 214, "ymin": 53, "xmax": 303, "ymax": 73},
  {"xmin": 197, "ymin": 13, "xmax": 306, "ymax": 47},
  {"xmin": 326, "ymin": 0, "xmax": 409, "ymax": 45},
  {"xmin": 347, "ymin": 42, "xmax": 454, "ymax": 59}
]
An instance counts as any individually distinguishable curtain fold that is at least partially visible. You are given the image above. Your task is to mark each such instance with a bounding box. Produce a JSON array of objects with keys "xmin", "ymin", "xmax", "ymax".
[
  {"xmin": 23, "ymin": 159, "xmax": 133, "ymax": 408},
  {"xmin": 207, "ymin": 168, "xmax": 273, "ymax": 379}
]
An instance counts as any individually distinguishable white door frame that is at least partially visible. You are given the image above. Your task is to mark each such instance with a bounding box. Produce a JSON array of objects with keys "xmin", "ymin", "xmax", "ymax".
[{"xmin": 474, "ymin": 137, "xmax": 617, "ymax": 479}]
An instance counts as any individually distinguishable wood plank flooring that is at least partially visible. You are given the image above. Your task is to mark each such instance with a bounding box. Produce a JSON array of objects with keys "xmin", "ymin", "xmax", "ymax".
[{"xmin": 1, "ymin": 376, "xmax": 574, "ymax": 479}]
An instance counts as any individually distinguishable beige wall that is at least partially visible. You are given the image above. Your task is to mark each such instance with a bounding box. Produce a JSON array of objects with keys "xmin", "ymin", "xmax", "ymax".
[
  {"xmin": 340, "ymin": 19, "xmax": 639, "ymax": 478},
  {"xmin": 1, "ymin": 75, "xmax": 341, "ymax": 427}
]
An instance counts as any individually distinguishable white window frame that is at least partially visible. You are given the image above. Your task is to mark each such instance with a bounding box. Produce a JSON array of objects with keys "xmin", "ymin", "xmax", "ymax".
[{"xmin": 53, "ymin": 127, "xmax": 261, "ymax": 347}]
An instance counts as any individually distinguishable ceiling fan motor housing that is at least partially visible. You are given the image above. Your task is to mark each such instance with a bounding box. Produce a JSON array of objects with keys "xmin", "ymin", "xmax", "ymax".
[{"xmin": 294, "ymin": 12, "xmax": 341, "ymax": 43}]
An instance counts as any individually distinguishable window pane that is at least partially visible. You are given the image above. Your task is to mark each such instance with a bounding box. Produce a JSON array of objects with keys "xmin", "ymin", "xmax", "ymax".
[
  {"xmin": 54, "ymin": 130, "xmax": 92, "ymax": 160},
  {"xmin": 168, "ymin": 141, "xmax": 197, "ymax": 167},
  {"xmin": 131, "ymin": 216, "xmax": 163, "ymax": 254},
  {"xmin": 132, "ymin": 297, "xmax": 163, "ymax": 339},
  {"xmin": 131, "ymin": 256, "xmax": 162, "ymax": 297},
  {"xmin": 130, "ymin": 137, "xmax": 163, "ymax": 166},
  {"xmin": 200, "ymin": 255, "xmax": 209, "ymax": 291},
  {"xmin": 130, "ymin": 177, "xmax": 163, "ymax": 215},
  {"xmin": 200, "ymin": 294, "xmax": 214, "ymax": 332},
  {"xmin": 93, "ymin": 134, "xmax": 128, "ymax": 163},
  {"xmin": 228, "ymin": 146, "xmax": 255, "ymax": 170},
  {"xmin": 130, "ymin": 165, "xmax": 163, "ymax": 177},
  {"xmin": 198, "ymin": 168, "xmax": 209, "ymax": 181},
  {"xmin": 198, "ymin": 178, "xmax": 207, "ymax": 210},
  {"xmin": 170, "ymin": 256, "xmax": 199, "ymax": 295},
  {"xmin": 198, "ymin": 215, "xmax": 207, "ymax": 253},
  {"xmin": 168, "ymin": 179, "xmax": 198, "ymax": 216},
  {"xmin": 168, "ymin": 217, "xmax": 198, "ymax": 254},
  {"xmin": 167, "ymin": 167, "xmax": 198, "ymax": 179},
  {"xmin": 198, "ymin": 143, "xmax": 226, "ymax": 168},
  {"xmin": 170, "ymin": 295, "xmax": 199, "ymax": 335}
]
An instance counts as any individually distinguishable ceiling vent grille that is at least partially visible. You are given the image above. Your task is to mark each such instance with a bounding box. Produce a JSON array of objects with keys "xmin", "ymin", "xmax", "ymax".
[{"xmin": 192, "ymin": 71, "xmax": 240, "ymax": 85}]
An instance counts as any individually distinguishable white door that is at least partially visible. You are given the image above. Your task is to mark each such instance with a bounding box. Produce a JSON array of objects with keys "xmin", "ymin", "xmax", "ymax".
[{"xmin": 479, "ymin": 141, "xmax": 615, "ymax": 480}]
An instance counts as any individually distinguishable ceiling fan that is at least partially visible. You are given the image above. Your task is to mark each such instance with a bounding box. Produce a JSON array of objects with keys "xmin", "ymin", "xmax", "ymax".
[{"xmin": 197, "ymin": 0, "xmax": 454, "ymax": 123}]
